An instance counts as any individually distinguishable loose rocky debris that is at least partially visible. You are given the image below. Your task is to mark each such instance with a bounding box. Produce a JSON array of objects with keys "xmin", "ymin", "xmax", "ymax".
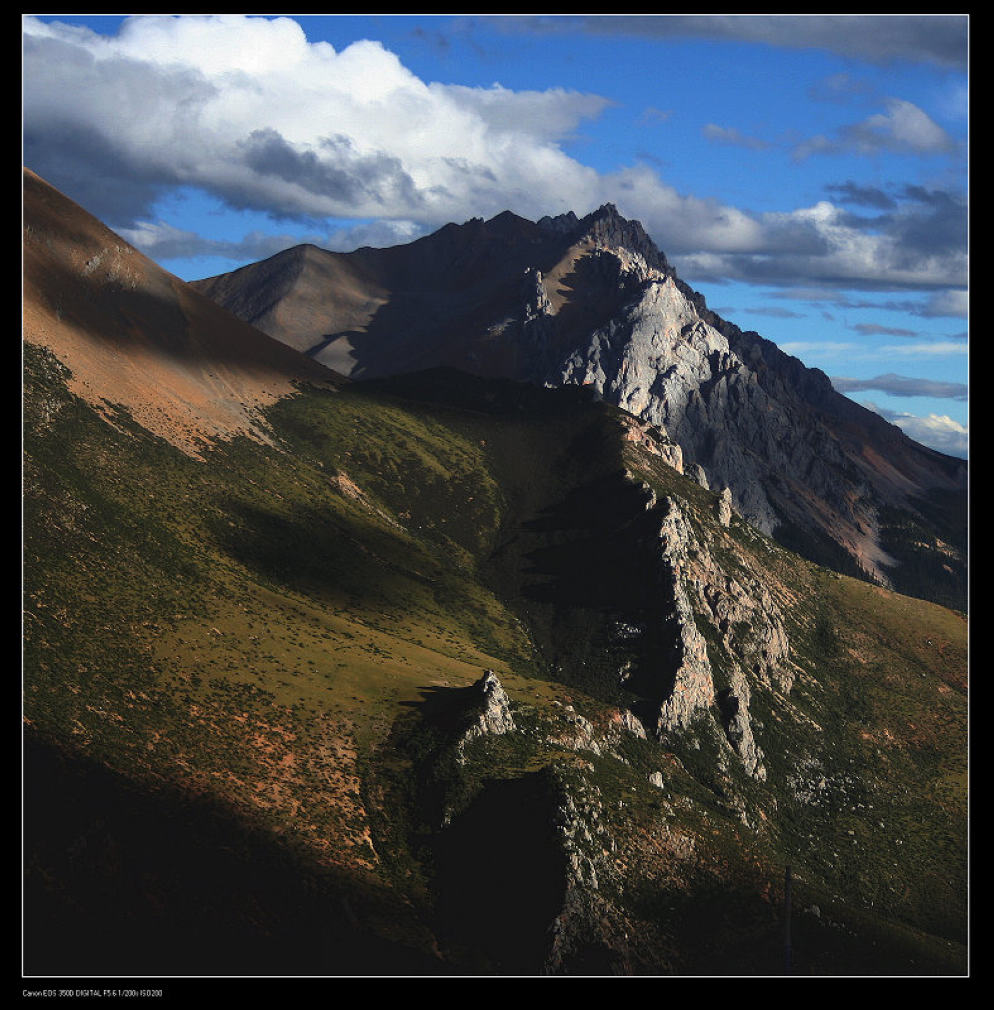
[
  {"xmin": 329, "ymin": 470, "xmax": 406, "ymax": 531},
  {"xmin": 547, "ymin": 703, "xmax": 604, "ymax": 757}
]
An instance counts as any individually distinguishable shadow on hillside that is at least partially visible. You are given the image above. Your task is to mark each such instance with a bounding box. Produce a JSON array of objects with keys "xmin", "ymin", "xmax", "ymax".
[
  {"xmin": 550, "ymin": 248, "xmax": 637, "ymax": 353},
  {"xmin": 207, "ymin": 500, "xmax": 428, "ymax": 609},
  {"xmin": 496, "ymin": 471, "xmax": 684, "ymax": 710},
  {"xmin": 386, "ymin": 685, "xmax": 570, "ymax": 975},
  {"xmin": 431, "ymin": 770, "xmax": 568, "ymax": 975},
  {"xmin": 23, "ymin": 733, "xmax": 445, "ymax": 977}
]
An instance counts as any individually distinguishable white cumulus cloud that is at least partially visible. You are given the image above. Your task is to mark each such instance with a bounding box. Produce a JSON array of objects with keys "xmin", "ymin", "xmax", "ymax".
[
  {"xmin": 862, "ymin": 402, "xmax": 967, "ymax": 457},
  {"xmin": 21, "ymin": 15, "xmax": 969, "ymax": 294},
  {"xmin": 23, "ymin": 15, "xmax": 610, "ymax": 227}
]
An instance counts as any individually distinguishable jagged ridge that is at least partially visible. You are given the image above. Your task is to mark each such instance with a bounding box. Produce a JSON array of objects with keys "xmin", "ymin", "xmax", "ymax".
[{"xmin": 192, "ymin": 204, "xmax": 966, "ymax": 607}]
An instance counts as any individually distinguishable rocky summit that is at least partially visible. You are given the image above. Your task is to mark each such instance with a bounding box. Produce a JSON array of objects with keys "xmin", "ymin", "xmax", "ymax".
[{"xmin": 194, "ymin": 204, "xmax": 967, "ymax": 610}]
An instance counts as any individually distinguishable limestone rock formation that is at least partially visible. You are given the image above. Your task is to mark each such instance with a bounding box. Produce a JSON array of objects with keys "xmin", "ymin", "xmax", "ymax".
[
  {"xmin": 654, "ymin": 499, "xmax": 716, "ymax": 734},
  {"xmin": 616, "ymin": 489, "xmax": 796, "ymax": 780}
]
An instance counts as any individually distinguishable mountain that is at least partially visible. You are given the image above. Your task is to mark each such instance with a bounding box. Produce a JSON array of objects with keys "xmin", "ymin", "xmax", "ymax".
[
  {"xmin": 23, "ymin": 168, "xmax": 342, "ymax": 459},
  {"xmin": 193, "ymin": 205, "xmax": 968, "ymax": 610},
  {"xmin": 23, "ymin": 171, "xmax": 968, "ymax": 977}
]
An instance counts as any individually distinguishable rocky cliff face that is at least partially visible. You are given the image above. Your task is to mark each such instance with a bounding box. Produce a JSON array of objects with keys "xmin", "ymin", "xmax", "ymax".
[
  {"xmin": 522, "ymin": 211, "xmax": 964, "ymax": 592},
  {"xmin": 620, "ymin": 486, "xmax": 796, "ymax": 782},
  {"xmin": 193, "ymin": 203, "xmax": 966, "ymax": 607}
]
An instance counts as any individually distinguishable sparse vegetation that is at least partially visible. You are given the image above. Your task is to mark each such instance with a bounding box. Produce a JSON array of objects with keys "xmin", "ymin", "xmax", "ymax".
[{"xmin": 23, "ymin": 345, "xmax": 967, "ymax": 975}]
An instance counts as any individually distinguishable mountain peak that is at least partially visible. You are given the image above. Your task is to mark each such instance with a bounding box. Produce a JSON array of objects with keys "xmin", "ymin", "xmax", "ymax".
[
  {"xmin": 188, "ymin": 193, "xmax": 965, "ymax": 609},
  {"xmin": 483, "ymin": 209, "xmax": 535, "ymax": 235},
  {"xmin": 573, "ymin": 202, "xmax": 670, "ymax": 273},
  {"xmin": 589, "ymin": 201, "xmax": 622, "ymax": 220}
]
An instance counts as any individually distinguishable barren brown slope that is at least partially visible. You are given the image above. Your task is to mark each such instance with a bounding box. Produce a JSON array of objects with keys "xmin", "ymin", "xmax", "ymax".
[
  {"xmin": 23, "ymin": 168, "xmax": 342, "ymax": 459},
  {"xmin": 191, "ymin": 243, "xmax": 392, "ymax": 362},
  {"xmin": 191, "ymin": 211, "xmax": 577, "ymax": 378}
]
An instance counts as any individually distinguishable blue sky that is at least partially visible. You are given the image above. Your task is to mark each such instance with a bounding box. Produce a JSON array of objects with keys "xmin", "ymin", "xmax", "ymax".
[{"xmin": 22, "ymin": 14, "xmax": 968, "ymax": 456}]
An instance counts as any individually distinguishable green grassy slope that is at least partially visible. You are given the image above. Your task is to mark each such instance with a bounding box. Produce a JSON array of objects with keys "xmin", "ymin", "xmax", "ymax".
[{"xmin": 23, "ymin": 344, "xmax": 967, "ymax": 976}]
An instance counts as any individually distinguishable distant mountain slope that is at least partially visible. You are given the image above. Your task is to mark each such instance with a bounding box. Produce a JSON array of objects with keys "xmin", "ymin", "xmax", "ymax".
[
  {"xmin": 23, "ymin": 168, "xmax": 341, "ymax": 459},
  {"xmin": 192, "ymin": 205, "xmax": 967, "ymax": 609}
]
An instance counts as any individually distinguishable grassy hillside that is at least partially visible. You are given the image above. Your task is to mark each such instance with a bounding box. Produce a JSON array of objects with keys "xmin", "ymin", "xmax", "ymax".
[{"xmin": 23, "ymin": 343, "xmax": 967, "ymax": 976}]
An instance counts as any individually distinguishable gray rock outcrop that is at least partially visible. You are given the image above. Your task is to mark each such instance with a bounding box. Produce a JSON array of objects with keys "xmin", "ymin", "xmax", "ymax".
[
  {"xmin": 716, "ymin": 488, "xmax": 733, "ymax": 527},
  {"xmin": 624, "ymin": 492, "xmax": 796, "ymax": 779},
  {"xmin": 686, "ymin": 463, "xmax": 709, "ymax": 490},
  {"xmin": 718, "ymin": 667, "xmax": 767, "ymax": 781},
  {"xmin": 457, "ymin": 670, "xmax": 515, "ymax": 760},
  {"xmin": 653, "ymin": 498, "xmax": 717, "ymax": 734}
]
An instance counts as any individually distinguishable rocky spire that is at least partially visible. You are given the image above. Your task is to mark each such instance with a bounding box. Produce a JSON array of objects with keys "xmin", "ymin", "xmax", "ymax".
[
  {"xmin": 573, "ymin": 203, "xmax": 671, "ymax": 274},
  {"xmin": 538, "ymin": 203, "xmax": 671, "ymax": 274},
  {"xmin": 716, "ymin": 487, "xmax": 733, "ymax": 527},
  {"xmin": 456, "ymin": 670, "xmax": 516, "ymax": 762}
]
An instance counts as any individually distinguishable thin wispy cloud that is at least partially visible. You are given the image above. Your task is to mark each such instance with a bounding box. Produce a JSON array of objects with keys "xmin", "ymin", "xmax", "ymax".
[
  {"xmin": 513, "ymin": 15, "xmax": 968, "ymax": 70},
  {"xmin": 744, "ymin": 306, "xmax": 806, "ymax": 319},
  {"xmin": 779, "ymin": 337, "xmax": 968, "ymax": 362},
  {"xmin": 845, "ymin": 98, "xmax": 955, "ymax": 154},
  {"xmin": 793, "ymin": 98, "xmax": 956, "ymax": 160},
  {"xmin": 879, "ymin": 341, "xmax": 968, "ymax": 356},
  {"xmin": 832, "ymin": 373, "xmax": 967, "ymax": 400},
  {"xmin": 119, "ymin": 217, "xmax": 428, "ymax": 264},
  {"xmin": 919, "ymin": 289, "xmax": 968, "ymax": 318},
  {"xmin": 702, "ymin": 124, "xmax": 770, "ymax": 150},
  {"xmin": 851, "ymin": 323, "xmax": 918, "ymax": 337},
  {"xmin": 638, "ymin": 106, "xmax": 673, "ymax": 125},
  {"xmin": 767, "ymin": 286, "xmax": 968, "ymax": 319},
  {"xmin": 778, "ymin": 341, "xmax": 862, "ymax": 358},
  {"xmin": 807, "ymin": 72, "xmax": 874, "ymax": 103}
]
